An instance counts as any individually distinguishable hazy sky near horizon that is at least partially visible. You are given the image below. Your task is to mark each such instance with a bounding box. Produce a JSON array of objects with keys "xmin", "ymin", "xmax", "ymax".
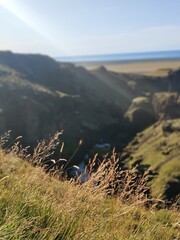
[{"xmin": 0, "ymin": 0, "xmax": 180, "ymax": 56}]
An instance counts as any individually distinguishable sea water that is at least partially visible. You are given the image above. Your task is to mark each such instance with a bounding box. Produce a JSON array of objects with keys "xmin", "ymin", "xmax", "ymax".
[{"xmin": 56, "ymin": 50, "xmax": 180, "ymax": 63}]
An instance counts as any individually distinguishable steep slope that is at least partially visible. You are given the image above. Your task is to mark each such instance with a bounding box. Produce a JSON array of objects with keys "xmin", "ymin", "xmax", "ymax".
[
  {"xmin": 123, "ymin": 119, "xmax": 180, "ymax": 201},
  {"xmin": 0, "ymin": 52, "xmax": 126, "ymax": 156},
  {"xmin": 0, "ymin": 69, "xmax": 122, "ymax": 156},
  {"xmin": 0, "ymin": 150, "xmax": 179, "ymax": 239}
]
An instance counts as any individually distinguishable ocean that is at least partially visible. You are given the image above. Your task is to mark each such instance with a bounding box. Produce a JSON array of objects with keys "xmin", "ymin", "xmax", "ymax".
[{"xmin": 56, "ymin": 50, "xmax": 180, "ymax": 63}]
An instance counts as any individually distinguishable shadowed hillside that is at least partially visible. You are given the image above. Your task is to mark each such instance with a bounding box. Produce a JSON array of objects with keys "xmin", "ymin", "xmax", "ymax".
[{"xmin": 0, "ymin": 51, "xmax": 179, "ymax": 149}]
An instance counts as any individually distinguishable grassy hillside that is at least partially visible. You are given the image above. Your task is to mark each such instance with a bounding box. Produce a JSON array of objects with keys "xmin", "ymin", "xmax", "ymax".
[
  {"xmin": 0, "ymin": 51, "xmax": 180, "ymax": 203},
  {"xmin": 123, "ymin": 119, "xmax": 180, "ymax": 200},
  {"xmin": 0, "ymin": 149, "xmax": 179, "ymax": 240}
]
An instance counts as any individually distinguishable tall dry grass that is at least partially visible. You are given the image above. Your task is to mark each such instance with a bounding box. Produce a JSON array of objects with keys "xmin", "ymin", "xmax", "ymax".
[{"xmin": 0, "ymin": 132, "xmax": 179, "ymax": 239}]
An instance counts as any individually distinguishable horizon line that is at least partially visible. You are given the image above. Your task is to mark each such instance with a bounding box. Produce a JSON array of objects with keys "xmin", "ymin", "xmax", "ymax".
[{"xmin": 56, "ymin": 49, "xmax": 180, "ymax": 58}]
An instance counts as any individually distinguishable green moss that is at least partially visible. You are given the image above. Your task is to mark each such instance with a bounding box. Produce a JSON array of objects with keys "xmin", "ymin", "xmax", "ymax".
[{"xmin": 126, "ymin": 120, "xmax": 180, "ymax": 199}]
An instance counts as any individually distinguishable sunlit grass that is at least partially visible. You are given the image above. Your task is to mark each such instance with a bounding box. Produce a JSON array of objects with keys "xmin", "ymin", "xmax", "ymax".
[
  {"xmin": 126, "ymin": 120, "xmax": 180, "ymax": 199},
  {"xmin": 0, "ymin": 144, "xmax": 179, "ymax": 239}
]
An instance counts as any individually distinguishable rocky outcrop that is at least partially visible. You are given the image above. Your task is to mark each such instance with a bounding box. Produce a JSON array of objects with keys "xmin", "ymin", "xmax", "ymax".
[
  {"xmin": 124, "ymin": 96, "xmax": 156, "ymax": 132},
  {"xmin": 152, "ymin": 92, "xmax": 180, "ymax": 119}
]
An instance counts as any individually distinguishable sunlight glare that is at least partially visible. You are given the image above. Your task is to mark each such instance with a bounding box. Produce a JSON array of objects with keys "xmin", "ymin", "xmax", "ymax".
[
  {"xmin": 0, "ymin": 0, "xmax": 65, "ymax": 54},
  {"xmin": 0, "ymin": 0, "xmax": 5, "ymax": 5}
]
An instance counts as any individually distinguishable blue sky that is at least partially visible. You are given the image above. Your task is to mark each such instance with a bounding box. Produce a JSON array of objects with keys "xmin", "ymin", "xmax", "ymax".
[{"xmin": 0, "ymin": 0, "xmax": 180, "ymax": 56}]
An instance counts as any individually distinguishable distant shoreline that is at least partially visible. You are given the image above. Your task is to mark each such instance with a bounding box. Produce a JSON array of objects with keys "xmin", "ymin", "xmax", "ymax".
[
  {"xmin": 57, "ymin": 50, "xmax": 180, "ymax": 76},
  {"xmin": 76, "ymin": 58, "xmax": 180, "ymax": 77},
  {"xmin": 75, "ymin": 57, "xmax": 180, "ymax": 65}
]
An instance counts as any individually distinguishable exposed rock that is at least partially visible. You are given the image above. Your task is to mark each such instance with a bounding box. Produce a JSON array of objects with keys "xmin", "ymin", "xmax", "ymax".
[
  {"xmin": 124, "ymin": 96, "xmax": 156, "ymax": 131},
  {"xmin": 153, "ymin": 92, "xmax": 180, "ymax": 119}
]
